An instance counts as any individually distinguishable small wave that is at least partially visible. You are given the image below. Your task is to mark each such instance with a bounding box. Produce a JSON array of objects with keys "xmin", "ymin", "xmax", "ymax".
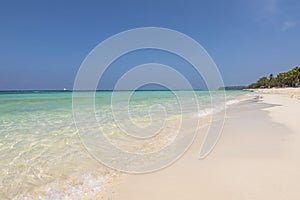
[
  {"xmin": 196, "ymin": 108, "xmax": 214, "ymax": 118},
  {"xmin": 194, "ymin": 99, "xmax": 241, "ymax": 118},
  {"xmin": 13, "ymin": 172, "xmax": 108, "ymax": 200},
  {"xmin": 226, "ymin": 99, "xmax": 240, "ymax": 106}
]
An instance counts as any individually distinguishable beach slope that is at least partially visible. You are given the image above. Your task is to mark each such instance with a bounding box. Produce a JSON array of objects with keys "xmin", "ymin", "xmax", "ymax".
[{"xmin": 111, "ymin": 93, "xmax": 300, "ymax": 200}]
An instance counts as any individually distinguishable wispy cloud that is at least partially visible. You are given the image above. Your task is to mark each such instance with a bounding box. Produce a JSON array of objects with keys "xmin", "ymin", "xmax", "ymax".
[
  {"xmin": 256, "ymin": 0, "xmax": 279, "ymax": 20},
  {"xmin": 280, "ymin": 20, "xmax": 297, "ymax": 31},
  {"xmin": 256, "ymin": 0, "xmax": 298, "ymax": 31},
  {"xmin": 264, "ymin": 0, "xmax": 279, "ymax": 14}
]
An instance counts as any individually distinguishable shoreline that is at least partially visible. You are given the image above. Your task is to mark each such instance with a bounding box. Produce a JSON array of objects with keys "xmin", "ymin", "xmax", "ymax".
[
  {"xmin": 109, "ymin": 91, "xmax": 300, "ymax": 200},
  {"xmin": 2, "ymin": 91, "xmax": 245, "ymax": 199}
]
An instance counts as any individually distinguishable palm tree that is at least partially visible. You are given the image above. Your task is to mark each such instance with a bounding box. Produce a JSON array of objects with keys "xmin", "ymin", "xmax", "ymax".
[
  {"xmin": 292, "ymin": 66, "xmax": 300, "ymax": 87},
  {"xmin": 269, "ymin": 73, "xmax": 275, "ymax": 88},
  {"xmin": 248, "ymin": 66, "xmax": 300, "ymax": 88}
]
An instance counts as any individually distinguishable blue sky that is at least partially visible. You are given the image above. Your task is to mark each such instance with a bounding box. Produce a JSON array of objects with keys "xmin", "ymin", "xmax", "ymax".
[{"xmin": 0, "ymin": 0, "xmax": 299, "ymax": 90}]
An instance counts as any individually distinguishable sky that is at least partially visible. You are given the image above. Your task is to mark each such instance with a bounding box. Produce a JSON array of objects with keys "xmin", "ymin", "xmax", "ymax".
[{"xmin": 0, "ymin": 0, "xmax": 299, "ymax": 90}]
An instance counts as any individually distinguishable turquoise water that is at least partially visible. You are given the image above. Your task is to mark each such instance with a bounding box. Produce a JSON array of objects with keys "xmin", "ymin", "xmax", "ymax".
[{"xmin": 0, "ymin": 90, "xmax": 249, "ymax": 199}]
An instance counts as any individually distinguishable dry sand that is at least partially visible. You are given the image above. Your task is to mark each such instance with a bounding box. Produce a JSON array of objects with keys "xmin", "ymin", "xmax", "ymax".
[
  {"xmin": 106, "ymin": 90, "xmax": 300, "ymax": 200},
  {"xmin": 254, "ymin": 87, "xmax": 300, "ymax": 100}
]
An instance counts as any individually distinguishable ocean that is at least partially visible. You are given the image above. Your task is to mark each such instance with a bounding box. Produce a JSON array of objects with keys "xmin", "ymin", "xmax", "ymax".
[{"xmin": 0, "ymin": 90, "xmax": 249, "ymax": 199}]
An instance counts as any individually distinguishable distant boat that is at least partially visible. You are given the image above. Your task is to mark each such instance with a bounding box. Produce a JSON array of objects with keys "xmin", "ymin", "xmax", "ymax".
[{"xmin": 63, "ymin": 88, "xmax": 67, "ymax": 91}]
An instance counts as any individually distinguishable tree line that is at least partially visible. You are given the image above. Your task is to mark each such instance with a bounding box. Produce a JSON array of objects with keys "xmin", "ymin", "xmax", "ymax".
[{"xmin": 248, "ymin": 66, "xmax": 300, "ymax": 88}]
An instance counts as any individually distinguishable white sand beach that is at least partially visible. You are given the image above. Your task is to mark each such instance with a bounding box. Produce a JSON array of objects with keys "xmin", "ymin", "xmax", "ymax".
[
  {"xmin": 255, "ymin": 88, "xmax": 300, "ymax": 100},
  {"xmin": 107, "ymin": 89, "xmax": 300, "ymax": 200}
]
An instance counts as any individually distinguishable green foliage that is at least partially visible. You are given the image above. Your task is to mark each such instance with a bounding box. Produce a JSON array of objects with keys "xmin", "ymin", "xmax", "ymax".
[
  {"xmin": 219, "ymin": 86, "xmax": 247, "ymax": 90},
  {"xmin": 248, "ymin": 66, "xmax": 300, "ymax": 89}
]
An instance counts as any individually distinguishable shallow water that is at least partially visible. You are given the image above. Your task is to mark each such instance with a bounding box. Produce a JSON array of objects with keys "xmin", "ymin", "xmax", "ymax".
[{"xmin": 0, "ymin": 90, "xmax": 248, "ymax": 199}]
